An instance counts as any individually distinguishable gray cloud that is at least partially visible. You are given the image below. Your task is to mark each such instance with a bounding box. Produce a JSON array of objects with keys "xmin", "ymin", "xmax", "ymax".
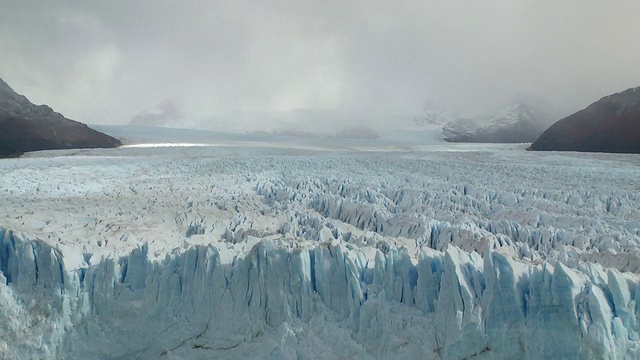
[{"xmin": 1, "ymin": 0, "xmax": 640, "ymax": 128}]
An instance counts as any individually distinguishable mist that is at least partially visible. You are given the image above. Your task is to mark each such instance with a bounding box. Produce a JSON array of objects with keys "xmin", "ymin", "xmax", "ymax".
[{"xmin": 2, "ymin": 0, "xmax": 640, "ymax": 130}]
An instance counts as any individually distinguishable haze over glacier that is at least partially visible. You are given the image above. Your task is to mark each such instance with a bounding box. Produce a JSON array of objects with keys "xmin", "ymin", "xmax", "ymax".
[
  {"xmin": 0, "ymin": 132, "xmax": 639, "ymax": 359},
  {"xmin": 2, "ymin": 0, "xmax": 640, "ymax": 357}
]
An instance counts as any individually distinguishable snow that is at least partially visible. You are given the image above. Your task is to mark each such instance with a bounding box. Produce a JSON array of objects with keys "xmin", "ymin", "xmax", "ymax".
[
  {"xmin": 438, "ymin": 102, "xmax": 556, "ymax": 142},
  {"xmin": 0, "ymin": 128, "xmax": 639, "ymax": 358}
]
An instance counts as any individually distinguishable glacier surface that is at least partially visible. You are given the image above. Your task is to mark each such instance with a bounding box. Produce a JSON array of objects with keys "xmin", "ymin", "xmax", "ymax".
[{"xmin": 0, "ymin": 138, "xmax": 639, "ymax": 359}]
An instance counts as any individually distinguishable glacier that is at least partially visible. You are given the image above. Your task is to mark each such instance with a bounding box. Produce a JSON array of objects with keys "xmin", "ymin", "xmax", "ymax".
[{"xmin": 0, "ymin": 140, "xmax": 639, "ymax": 359}]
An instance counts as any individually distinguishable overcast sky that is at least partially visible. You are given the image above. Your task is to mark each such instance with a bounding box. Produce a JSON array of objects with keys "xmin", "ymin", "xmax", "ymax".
[{"xmin": 1, "ymin": 0, "xmax": 640, "ymax": 128}]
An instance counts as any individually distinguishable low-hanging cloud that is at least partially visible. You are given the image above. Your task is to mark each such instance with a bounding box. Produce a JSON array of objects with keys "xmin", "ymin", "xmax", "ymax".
[{"xmin": 1, "ymin": 0, "xmax": 639, "ymax": 128}]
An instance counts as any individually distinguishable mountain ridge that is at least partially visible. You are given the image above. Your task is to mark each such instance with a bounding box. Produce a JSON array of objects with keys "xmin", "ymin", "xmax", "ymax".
[
  {"xmin": 423, "ymin": 101, "xmax": 558, "ymax": 143},
  {"xmin": 0, "ymin": 78, "xmax": 121, "ymax": 157},
  {"xmin": 529, "ymin": 86, "xmax": 640, "ymax": 153}
]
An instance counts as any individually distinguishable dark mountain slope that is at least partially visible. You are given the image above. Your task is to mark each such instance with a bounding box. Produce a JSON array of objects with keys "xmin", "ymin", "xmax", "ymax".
[
  {"xmin": 529, "ymin": 87, "xmax": 640, "ymax": 153},
  {"xmin": 0, "ymin": 78, "xmax": 121, "ymax": 157}
]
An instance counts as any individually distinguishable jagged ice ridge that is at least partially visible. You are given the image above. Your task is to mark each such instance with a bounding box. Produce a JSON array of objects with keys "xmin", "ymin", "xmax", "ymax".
[{"xmin": 0, "ymin": 144, "xmax": 639, "ymax": 358}]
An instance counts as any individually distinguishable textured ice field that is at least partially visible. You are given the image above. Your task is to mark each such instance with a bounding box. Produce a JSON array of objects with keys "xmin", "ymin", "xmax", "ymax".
[{"xmin": 0, "ymin": 132, "xmax": 639, "ymax": 359}]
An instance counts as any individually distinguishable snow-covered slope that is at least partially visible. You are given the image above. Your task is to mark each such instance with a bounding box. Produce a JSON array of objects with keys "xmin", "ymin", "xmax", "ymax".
[
  {"xmin": 0, "ymin": 139, "xmax": 639, "ymax": 358},
  {"xmin": 442, "ymin": 103, "xmax": 557, "ymax": 143}
]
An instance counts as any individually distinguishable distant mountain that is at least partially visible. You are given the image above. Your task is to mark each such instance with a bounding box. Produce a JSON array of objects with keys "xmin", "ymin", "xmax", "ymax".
[
  {"xmin": 197, "ymin": 108, "xmax": 389, "ymax": 138},
  {"xmin": 0, "ymin": 78, "xmax": 121, "ymax": 157},
  {"xmin": 328, "ymin": 125, "xmax": 380, "ymax": 140},
  {"xmin": 416, "ymin": 101, "xmax": 460, "ymax": 126},
  {"xmin": 441, "ymin": 102, "xmax": 557, "ymax": 143},
  {"xmin": 529, "ymin": 87, "xmax": 640, "ymax": 153},
  {"xmin": 129, "ymin": 99, "xmax": 181, "ymax": 127}
]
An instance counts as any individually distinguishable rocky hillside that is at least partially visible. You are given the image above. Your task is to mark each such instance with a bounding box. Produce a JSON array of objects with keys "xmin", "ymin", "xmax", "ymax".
[
  {"xmin": 0, "ymin": 78, "xmax": 121, "ymax": 157},
  {"xmin": 529, "ymin": 87, "xmax": 640, "ymax": 153}
]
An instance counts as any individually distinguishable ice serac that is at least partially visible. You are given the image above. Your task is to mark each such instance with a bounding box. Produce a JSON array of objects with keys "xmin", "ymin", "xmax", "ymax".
[{"xmin": 1, "ymin": 226, "xmax": 638, "ymax": 359}]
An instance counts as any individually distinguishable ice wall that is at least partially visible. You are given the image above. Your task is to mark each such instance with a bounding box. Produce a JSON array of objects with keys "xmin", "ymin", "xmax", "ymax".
[{"xmin": 1, "ymin": 226, "xmax": 638, "ymax": 359}]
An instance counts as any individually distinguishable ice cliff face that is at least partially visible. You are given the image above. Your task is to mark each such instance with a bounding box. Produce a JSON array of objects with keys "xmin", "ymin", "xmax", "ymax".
[
  {"xmin": 0, "ymin": 144, "xmax": 639, "ymax": 358},
  {"xmin": 1, "ymin": 228, "xmax": 638, "ymax": 359}
]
